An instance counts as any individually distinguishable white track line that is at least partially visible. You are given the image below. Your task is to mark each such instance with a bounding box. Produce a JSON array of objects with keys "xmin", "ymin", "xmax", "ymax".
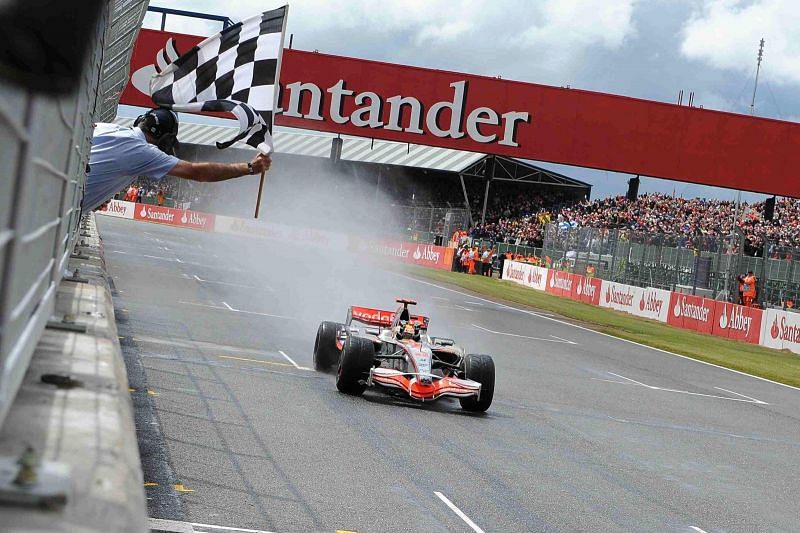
[
  {"xmin": 222, "ymin": 301, "xmax": 235, "ymax": 311},
  {"xmin": 397, "ymin": 274, "xmax": 800, "ymax": 394},
  {"xmin": 715, "ymin": 386, "xmax": 767, "ymax": 404},
  {"xmin": 434, "ymin": 491, "xmax": 485, "ymax": 533},
  {"xmin": 278, "ymin": 350, "xmax": 310, "ymax": 370},
  {"xmin": 178, "ymin": 300, "xmax": 299, "ymax": 321},
  {"xmin": 149, "ymin": 518, "xmax": 279, "ymax": 533},
  {"xmin": 605, "ymin": 372, "xmax": 768, "ymax": 405},
  {"xmin": 193, "ymin": 274, "xmax": 272, "ymax": 291},
  {"xmin": 690, "ymin": 526, "xmax": 709, "ymax": 533},
  {"xmin": 472, "ymin": 323, "xmax": 577, "ymax": 344}
]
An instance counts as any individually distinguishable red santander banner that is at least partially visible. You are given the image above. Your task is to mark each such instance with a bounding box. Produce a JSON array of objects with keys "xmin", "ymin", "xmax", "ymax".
[
  {"xmin": 546, "ymin": 270, "xmax": 574, "ymax": 298},
  {"xmin": 121, "ymin": 29, "xmax": 800, "ymax": 197},
  {"xmin": 358, "ymin": 240, "xmax": 453, "ymax": 271},
  {"xmin": 133, "ymin": 203, "xmax": 216, "ymax": 231},
  {"xmin": 667, "ymin": 293, "xmax": 715, "ymax": 335}
]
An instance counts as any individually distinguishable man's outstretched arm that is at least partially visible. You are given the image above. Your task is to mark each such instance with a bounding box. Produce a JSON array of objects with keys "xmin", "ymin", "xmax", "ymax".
[{"xmin": 169, "ymin": 153, "xmax": 271, "ymax": 182}]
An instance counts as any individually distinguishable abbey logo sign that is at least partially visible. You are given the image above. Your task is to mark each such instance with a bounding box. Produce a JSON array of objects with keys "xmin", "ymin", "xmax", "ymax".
[{"xmin": 713, "ymin": 302, "xmax": 762, "ymax": 344}]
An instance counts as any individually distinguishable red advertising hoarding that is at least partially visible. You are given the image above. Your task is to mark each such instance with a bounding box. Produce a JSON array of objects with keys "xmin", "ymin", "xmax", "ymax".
[
  {"xmin": 546, "ymin": 270, "xmax": 575, "ymax": 299},
  {"xmin": 358, "ymin": 240, "xmax": 454, "ymax": 271},
  {"xmin": 571, "ymin": 275, "xmax": 602, "ymax": 306},
  {"xmin": 667, "ymin": 293, "xmax": 715, "ymax": 335},
  {"xmin": 121, "ymin": 29, "xmax": 800, "ymax": 198},
  {"xmin": 710, "ymin": 301, "xmax": 762, "ymax": 344},
  {"xmin": 133, "ymin": 204, "xmax": 216, "ymax": 231}
]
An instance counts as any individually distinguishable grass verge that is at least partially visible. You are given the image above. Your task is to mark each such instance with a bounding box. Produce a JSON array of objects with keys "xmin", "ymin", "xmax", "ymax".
[{"xmin": 405, "ymin": 266, "xmax": 800, "ymax": 389}]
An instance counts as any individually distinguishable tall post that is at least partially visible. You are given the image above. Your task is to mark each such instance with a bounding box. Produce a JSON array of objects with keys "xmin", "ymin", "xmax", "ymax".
[
  {"xmin": 459, "ymin": 173, "xmax": 474, "ymax": 227},
  {"xmin": 481, "ymin": 156, "xmax": 495, "ymax": 226}
]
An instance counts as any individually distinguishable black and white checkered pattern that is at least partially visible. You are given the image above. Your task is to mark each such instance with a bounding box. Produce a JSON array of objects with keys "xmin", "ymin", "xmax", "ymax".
[{"xmin": 149, "ymin": 6, "xmax": 287, "ymax": 154}]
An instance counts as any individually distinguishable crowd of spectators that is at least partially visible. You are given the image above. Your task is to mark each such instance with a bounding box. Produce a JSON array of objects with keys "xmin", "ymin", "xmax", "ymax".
[{"xmin": 469, "ymin": 192, "xmax": 800, "ymax": 258}]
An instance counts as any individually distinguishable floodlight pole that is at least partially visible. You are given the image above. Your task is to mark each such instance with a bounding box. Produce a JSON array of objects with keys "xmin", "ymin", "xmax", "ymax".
[{"xmin": 749, "ymin": 38, "xmax": 765, "ymax": 116}]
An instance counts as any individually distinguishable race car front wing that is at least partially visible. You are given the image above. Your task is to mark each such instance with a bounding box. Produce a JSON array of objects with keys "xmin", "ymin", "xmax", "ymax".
[{"xmin": 368, "ymin": 368, "xmax": 481, "ymax": 401}]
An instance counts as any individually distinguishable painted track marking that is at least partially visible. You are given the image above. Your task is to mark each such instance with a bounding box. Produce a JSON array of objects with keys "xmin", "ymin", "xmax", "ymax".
[
  {"xmin": 472, "ymin": 323, "xmax": 577, "ymax": 344},
  {"xmin": 279, "ymin": 350, "xmax": 311, "ymax": 370},
  {"xmin": 434, "ymin": 491, "xmax": 485, "ymax": 533},
  {"xmin": 397, "ymin": 274, "xmax": 800, "ymax": 394},
  {"xmin": 178, "ymin": 300, "xmax": 301, "ymax": 321},
  {"xmin": 193, "ymin": 274, "xmax": 273, "ymax": 291},
  {"xmin": 148, "ymin": 518, "xmax": 279, "ymax": 533},
  {"xmin": 602, "ymin": 372, "xmax": 768, "ymax": 405},
  {"xmin": 218, "ymin": 354, "xmax": 294, "ymax": 368},
  {"xmin": 690, "ymin": 527, "xmax": 709, "ymax": 533}
]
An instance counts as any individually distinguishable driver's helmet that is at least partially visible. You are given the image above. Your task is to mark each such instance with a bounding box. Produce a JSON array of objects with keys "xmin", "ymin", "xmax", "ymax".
[{"xmin": 396, "ymin": 321, "xmax": 416, "ymax": 340}]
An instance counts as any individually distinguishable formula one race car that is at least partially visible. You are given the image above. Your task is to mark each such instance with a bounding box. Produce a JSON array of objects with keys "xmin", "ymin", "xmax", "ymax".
[{"xmin": 313, "ymin": 298, "xmax": 495, "ymax": 412}]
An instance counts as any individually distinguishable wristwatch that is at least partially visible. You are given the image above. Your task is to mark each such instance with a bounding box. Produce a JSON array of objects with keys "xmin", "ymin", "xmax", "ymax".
[{"xmin": 247, "ymin": 162, "xmax": 255, "ymax": 175}]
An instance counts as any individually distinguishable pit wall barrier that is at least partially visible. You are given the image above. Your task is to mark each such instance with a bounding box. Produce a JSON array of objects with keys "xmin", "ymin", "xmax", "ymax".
[{"xmin": 503, "ymin": 260, "xmax": 780, "ymax": 351}]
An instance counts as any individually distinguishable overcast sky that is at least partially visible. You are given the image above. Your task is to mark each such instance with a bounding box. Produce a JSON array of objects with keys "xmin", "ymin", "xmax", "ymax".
[{"xmin": 140, "ymin": 0, "xmax": 800, "ymax": 201}]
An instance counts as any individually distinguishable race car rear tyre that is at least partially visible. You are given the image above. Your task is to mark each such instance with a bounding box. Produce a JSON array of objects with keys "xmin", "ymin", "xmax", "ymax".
[
  {"xmin": 459, "ymin": 354, "xmax": 495, "ymax": 412},
  {"xmin": 336, "ymin": 336, "xmax": 375, "ymax": 395},
  {"xmin": 314, "ymin": 321, "xmax": 342, "ymax": 372}
]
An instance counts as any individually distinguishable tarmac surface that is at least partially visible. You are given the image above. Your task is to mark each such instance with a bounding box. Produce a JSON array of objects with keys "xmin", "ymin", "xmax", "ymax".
[{"xmin": 98, "ymin": 215, "xmax": 800, "ymax": 533}]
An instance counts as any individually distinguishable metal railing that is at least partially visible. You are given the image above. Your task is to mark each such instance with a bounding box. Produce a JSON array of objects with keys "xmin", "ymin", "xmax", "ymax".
[
  {"xmin": 541, "ymin": 223, "xmax": 800, "ymax": 306},
  {"xmin": 0, "ymin": 0, "xmax": 147, "ymax": 428}
]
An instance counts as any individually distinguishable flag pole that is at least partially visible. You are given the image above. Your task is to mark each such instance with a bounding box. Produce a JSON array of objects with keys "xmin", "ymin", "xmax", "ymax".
[{"xmin": 254, "ymin": 169, "xmax": 266, "ymax": 219}]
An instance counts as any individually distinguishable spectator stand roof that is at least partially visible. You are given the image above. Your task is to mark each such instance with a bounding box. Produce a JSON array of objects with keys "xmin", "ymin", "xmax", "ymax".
[{"xmin": 114, "ymin": 117, "xmax": 591, "ymax": 224}]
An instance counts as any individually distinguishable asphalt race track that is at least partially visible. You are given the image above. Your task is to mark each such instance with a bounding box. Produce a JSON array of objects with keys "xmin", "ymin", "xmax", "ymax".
[{"xmin": 98, "ymin": 215, "xmax": 800, "ymax": 533}]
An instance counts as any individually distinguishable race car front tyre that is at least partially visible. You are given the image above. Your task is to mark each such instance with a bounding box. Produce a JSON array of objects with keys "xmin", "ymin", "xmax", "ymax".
[
  {"xmin": 336, "ymin": 336, "xmax": 375, "ymax": 395},
  {"xmin": 313, "ymin": 321, "xmax": 342, "ymax": 372},
  {"xmin": 459, "ymin": 354, "xmax": 495, "ymax": 412}
]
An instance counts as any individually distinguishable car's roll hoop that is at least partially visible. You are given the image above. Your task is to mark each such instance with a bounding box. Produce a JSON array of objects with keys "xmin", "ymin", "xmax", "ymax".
[{"xmin": 395, "ymin": 298, "xmax": 417, "ymax": 308}]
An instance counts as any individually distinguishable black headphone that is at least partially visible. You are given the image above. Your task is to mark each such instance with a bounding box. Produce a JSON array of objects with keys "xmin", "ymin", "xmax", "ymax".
[{"xmin": 134, "ymin": 108, "xmax": 179, "ymax": 155}]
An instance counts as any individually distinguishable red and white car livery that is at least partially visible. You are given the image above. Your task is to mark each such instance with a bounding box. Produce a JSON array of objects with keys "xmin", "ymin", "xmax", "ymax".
[{"xmin": 313, "ymin": 298, "xmax": 495, "ymax": 412}]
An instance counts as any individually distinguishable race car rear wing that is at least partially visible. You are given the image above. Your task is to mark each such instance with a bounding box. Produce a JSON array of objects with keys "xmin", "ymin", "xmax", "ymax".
[{"xmin": 348, "ymin": 306, "xmax": 429, "ymax": 329}]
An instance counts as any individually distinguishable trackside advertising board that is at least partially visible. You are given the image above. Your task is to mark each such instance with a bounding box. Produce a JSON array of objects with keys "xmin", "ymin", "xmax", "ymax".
[
  {"xmin": 360, "ymin": 240, "xmax": 454, "ymax": 270},
  {"xmin": 97, "ymin": 199, "xmax": 135, "ymax": 219},
  {"xmin": 667, "ymin": 293, "xmax": 715, "ymax": 335},
  {"xmin": 546, "ymin": 270, "xmax": 574, "ymax": 298},
  {"xmin": 711, "ymin": 301, "xmax": 762, "ymax": 344},
  {"xmin": 572, "ymin": 274, "xmax": 602, "ymax": 306},
  {"xmin": 502, "ymin": 261, "xmax": 547, "ymax": 291},
  {"xmin": 121, "ymin": 28, "xmax": 800, "ymax": 197},
  {"xmin": 599, "ymin": 281, "xmax": 670, "ymax": 323},
  {"xmin": 759, "ymin": 308, "xmax": 800, "ymax": 352},
  {"xmin": 134, "ymin": 204, "xmax": 215, "ymax": 231}
]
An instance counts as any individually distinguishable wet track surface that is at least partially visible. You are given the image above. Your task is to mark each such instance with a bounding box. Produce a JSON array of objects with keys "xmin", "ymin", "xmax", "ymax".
[{"xmin": 98, "ymin": 216, "xmax": 800, "ymax": 533}]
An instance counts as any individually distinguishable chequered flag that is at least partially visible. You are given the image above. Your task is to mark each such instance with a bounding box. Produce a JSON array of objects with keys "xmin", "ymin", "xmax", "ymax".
[{"xmin": 149, "ymin": 6, "xmax": 288, "ymax": 154}]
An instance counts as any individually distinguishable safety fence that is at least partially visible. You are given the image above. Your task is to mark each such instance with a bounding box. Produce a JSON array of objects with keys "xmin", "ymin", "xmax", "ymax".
[
  {"xmin": 502, "ymin": 260, "xmax": 800, "ymax": 354},
  {"xmin": 541, "ymin": 223, "xmax": 800, "ymax": 307},
  {"xmin": 0, "ymin": 0, "xmax": 147, "ymax": 429}
]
